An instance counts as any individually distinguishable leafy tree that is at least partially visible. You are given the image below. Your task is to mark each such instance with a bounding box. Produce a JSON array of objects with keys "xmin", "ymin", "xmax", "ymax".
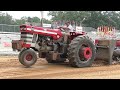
[
  {"xmin": 32, "ymin": 17, "xmax": 40, "ymax": 23},
  {"xmin": 42, "ymin": 18, "xmax": 52, "ymax": 24},
  {"xmin": 1, "ymin": 11, "xmax": 120, "ymax": 30},
  {"xmin": 48, "ymin": 11, "xmax": 120, "ymax": 29}
]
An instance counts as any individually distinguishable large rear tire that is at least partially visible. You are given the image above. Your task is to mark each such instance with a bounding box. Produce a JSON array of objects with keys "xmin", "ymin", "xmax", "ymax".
[
  {"xmin": 19, "ymin": 49, "xmax": 37, "ymax": 67},
  {"xmin": 68, "ymin": 35, "xmax": 96, "ymax": 68}
]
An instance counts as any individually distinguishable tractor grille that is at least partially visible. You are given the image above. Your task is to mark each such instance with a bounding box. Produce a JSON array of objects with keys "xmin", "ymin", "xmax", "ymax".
[{"xmin": 20, "ymin": 32, "xmax": 33, "ymax": 44}]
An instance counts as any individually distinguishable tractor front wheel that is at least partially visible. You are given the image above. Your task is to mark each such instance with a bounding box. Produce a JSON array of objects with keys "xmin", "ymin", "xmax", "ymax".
[
  {"xmin": 18, "ymin": 48, "xmax": 27, "ymax": 65},
  {"xmin": 18, "ymin": 49, "xmax": 37, "ymax": 67}
]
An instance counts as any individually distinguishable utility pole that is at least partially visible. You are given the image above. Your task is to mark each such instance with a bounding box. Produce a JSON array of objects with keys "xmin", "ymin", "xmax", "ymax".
[
  {"xmin": 40, "ymin": 11, "xmax": 44, "ymax": 27},
  {"xmin": 80, "ymin": 18, "xmax": 85, "ymax": 27}
]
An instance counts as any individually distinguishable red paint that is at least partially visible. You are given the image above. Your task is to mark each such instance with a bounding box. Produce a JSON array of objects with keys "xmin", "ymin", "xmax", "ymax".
[
  {"xmin": 20, "ymin": 25, "xmax": 62, "ymax": 40},
  {"xmin": 116, "ymin": 40, "xmax": 120, "ymax": 47},
  {"xmin": 83, "ymin": 47, "xmax": 92, "ymax": 60},
  {"xmin": 33, "ymin": 29, "xmax": 62, "ymax": 40},
  {"xmin": 22, "ymin": 43, "xmax": 31, "ymax": 48},
  {"xmin": 20, "ymin": 24, "xmax": 87, "ymax": 41},
  {"xmin": 3, "ymin": 42, "xmax": 11, "ymax": 47},
  {"xmin": 95, "ymin": 39, "xmax": 99, "ymax": 45},
  {"xmin": 70, "ymin": 32, "xmax": 86, "ymax": 40},
  {"xmin": 25, "ymin": 54, "xmax": 33, "ymax": 61}
]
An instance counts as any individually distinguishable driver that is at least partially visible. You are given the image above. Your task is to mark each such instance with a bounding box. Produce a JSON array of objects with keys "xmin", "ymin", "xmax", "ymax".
[
  {"xmin": 59, "ymin": 22, "xmax": 74, "ymax": 32},
  {"xmin": 58, "ymin": 22, "xmax": 75, "ymax": 43}
]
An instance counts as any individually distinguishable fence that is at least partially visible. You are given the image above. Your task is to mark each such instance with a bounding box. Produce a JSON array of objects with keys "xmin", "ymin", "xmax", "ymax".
[
  {"xmin": 0, "ymin": 24, "xmax": 19, "ymax": 32},
  {"xmin": 82, "ymin": 27, "xmax": 97, "ymax": 32}
]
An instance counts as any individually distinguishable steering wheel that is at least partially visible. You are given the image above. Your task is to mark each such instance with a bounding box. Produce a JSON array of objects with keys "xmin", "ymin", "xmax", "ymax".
[{"xmin": 58, "ymin": 27, "xmax": 65, "ymax": 32}]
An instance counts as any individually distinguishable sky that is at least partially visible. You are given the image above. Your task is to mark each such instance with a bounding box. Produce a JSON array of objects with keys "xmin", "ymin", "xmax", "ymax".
[{"xmin": 1, "ymin": 11, "xmax": 52, "ymax": 20}]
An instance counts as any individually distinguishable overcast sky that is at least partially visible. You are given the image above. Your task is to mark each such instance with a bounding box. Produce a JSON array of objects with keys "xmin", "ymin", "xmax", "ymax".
[{"xmin": 1, "ymin": 11, "xmax": 52, "ymax": 20}]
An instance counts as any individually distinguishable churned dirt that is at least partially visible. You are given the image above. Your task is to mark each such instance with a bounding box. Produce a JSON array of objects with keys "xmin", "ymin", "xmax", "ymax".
[{"xmin": 0, "ymin": 56, "xmax": 120, "ymax": 79}]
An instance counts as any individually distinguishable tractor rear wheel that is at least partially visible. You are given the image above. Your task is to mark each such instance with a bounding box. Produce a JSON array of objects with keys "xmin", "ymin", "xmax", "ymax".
[
  {"xmin": 68, "ymin": 35, "xmax": 96, "ymax": 68},
  {"xmin": 19, "ymin": 49, "xmax": 37, "ymax": 67}
]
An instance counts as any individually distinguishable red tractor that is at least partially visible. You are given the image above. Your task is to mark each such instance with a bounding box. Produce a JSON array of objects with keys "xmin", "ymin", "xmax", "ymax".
[{"xmin": 12, "ymin": 24, "xmax": 96, "ymax": 68}]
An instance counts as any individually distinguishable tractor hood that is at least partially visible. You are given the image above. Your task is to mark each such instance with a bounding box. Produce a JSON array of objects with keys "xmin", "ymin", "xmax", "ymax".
[{"xmin": 20, "ymin": 24, "xmax": 63, "ymax": 40}]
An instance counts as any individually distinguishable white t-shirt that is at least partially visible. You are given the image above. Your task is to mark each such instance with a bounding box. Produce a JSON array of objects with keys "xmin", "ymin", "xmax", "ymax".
[{"xmin": 68, "ymin": 24, "xmax": 74, "ymax": 32}]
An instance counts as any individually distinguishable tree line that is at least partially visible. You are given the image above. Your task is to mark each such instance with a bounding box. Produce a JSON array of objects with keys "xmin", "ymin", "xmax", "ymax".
[
  {"xmin": 48, "ymin": 11, "xmax": 120, "ymax": 29},
  {"xmin": 0, "ymin": 12, "xmax": 52, "ymax": 32},
  {"xmin": 1, "ymin": 11, "xmax": 120, "ymax": 30},
  {"xmin": 0, "ymin": 12, "xmax": 52, "ymax": 25}
]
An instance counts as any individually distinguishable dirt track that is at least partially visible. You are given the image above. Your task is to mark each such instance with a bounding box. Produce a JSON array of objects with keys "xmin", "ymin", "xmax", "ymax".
[{"xmin": 1, "ymin": 56, "xmax": 120, "ymax": 79}]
